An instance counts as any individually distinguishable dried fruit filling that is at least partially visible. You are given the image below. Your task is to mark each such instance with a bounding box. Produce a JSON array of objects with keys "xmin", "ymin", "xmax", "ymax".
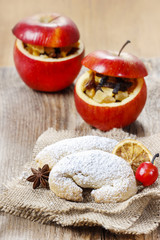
[
  {"xmin": 84, "ymin": 71, "xmax": 138, "ymax": 104},
  {"xmin": 23, "ymin": 41, "xmax": 80, "ymax": 59}
]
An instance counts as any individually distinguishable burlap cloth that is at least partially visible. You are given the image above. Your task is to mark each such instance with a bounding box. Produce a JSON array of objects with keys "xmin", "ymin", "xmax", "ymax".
[{"xmin": 0, "ymin": 127, "xmax": 160, "ymax": 235}]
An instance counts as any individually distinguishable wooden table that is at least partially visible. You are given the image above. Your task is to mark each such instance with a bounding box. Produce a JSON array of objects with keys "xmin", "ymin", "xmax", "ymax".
[{"xmin": 0, "ymin": 0, "xmax": 160, "ymax": 239}]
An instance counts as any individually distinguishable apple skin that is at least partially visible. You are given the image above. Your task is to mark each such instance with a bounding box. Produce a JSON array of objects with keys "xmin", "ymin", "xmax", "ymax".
[
  {"xmin": 14, "ymin": 40, "xmax": 84, "ymax": 92},
  {"xmin": 82, "ymin": 50, "xmax": 148, "ymax": 79},
  {"xmin": 74, "ymin": 77, "xmax": 147, "ymax": 131},
  {"xmin": 12, "ymin": 13, "xmax": 80, "ymax": 47}
]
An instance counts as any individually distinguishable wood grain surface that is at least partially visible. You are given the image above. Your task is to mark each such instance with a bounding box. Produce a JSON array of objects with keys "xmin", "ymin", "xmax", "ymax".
[
  {"xmin": 1, "ymin": 0, "xmax": 160, "ymax": 239},
  {"xmin": 0, "ymin": 64, "xmax": 160, "ymax": 239}
]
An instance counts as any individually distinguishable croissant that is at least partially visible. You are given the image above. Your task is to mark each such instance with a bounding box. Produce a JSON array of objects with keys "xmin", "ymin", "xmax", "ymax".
[
  {"xmin": 35, "ymin": 135, "xmax": 118, "ymax": 169},
  {"xmin": 49, "ymin": 150, "xmax": 137, "ymax": 203}
]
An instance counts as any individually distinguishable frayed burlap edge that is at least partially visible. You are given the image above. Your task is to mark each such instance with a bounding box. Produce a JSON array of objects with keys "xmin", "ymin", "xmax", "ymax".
[{"xmin": 0, "ymin": 128, "xmax": 160, "ymax": 235}]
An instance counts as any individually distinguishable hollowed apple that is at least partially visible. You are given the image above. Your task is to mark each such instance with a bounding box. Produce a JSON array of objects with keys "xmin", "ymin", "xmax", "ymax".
[
  {"xmin": 12, "ymin": 13, "xmax": 85, "ymax": 92},
  {"xmin": 74, "ymin": 43, "xmax": 148, "ymax": 131}
]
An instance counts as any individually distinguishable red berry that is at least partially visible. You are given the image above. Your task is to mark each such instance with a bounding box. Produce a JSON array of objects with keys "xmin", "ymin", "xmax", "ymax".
[{"xmin": 135, "ymin": 153, "xmax": 159, "ymax": 186}]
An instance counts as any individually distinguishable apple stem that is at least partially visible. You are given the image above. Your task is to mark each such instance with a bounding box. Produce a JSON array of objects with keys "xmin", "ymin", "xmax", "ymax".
[
  {"xmin": 118, "ymin": 40, "xmax": 131, "ymax": 56},
  {"xmin": 48, "ymin": 16, "xmax": 60, "ymax": 23},
  {"xmin": 151, "ymin": 153, "xmax": 159, "ymax": 164}
]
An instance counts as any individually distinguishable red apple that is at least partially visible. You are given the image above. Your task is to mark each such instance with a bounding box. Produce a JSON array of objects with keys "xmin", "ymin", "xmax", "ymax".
[
  {"xmin": 12, "ymin": 13, "xmax": 85, "ymax": 92},
  {"xmin": 82, "ymin": 50, "xmax": 148, "ymax": 78},
  {"xmin": 12, "ymin": 13, "xmax": 80, "ymax": 48},
  {"xmin": 74, "ymin": 44, "xmax": 148, "ymax": 131}
]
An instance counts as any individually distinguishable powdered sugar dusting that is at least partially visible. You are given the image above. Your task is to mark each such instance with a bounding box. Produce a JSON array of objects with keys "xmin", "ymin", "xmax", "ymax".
[
  {"xmin": 35, "ymin": 136, "xmax": 118, "ymax": 169},
  {"xmin": 49, "ymin": 150, "xmax": 137, "ymax": 203}
]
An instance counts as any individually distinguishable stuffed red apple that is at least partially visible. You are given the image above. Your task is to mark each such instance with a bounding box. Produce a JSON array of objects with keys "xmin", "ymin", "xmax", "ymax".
[
  {"xmin": 12, "ymin": 13, "xmax": 84, "ymax": 92},
  {"xmin": 74, "ymin": 41, "xmax": 148, "ymax": 131}
]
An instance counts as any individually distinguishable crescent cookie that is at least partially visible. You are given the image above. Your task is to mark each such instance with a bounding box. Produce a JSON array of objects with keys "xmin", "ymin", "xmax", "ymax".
[
  {"xmin": 35, "ymin": 136, "xmax": 118, "ymax": 169},
  {"xmin": 49, "ymin": 150, "xmax": 137, "ymax": 203}
]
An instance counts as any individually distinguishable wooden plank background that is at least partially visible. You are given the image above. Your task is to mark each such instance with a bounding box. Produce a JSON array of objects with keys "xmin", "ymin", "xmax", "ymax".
[
  {"xmin": 0, "ymin": 64, "xmax": 160, "ymax": 240},
  {"xmin": 0, "ymin": 0, "xmax": 160, "ymax": 239}
]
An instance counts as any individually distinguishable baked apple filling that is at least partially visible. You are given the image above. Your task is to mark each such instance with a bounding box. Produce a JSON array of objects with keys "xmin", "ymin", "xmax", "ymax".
[
  {"xmin": 84, "ymin": 71, "xmax": 137, "ymax": 104},
  {"xmin": 23, "ymin": 41, "xmax": 80, "ymax": 59}
]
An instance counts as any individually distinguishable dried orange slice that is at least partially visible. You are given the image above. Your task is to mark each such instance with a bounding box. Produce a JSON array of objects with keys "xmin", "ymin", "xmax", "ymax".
[{"xmin": 112, "ymin": 139, "xmax": 152, "ymax": 174}]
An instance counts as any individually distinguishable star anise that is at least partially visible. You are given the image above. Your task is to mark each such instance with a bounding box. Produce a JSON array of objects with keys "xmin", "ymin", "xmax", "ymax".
[
  {"xmin": 95, "ymin": 76, "xmax": 109, "ymax": 92},
  {"xmin": 96, "ymin": 76, "xmax": 133, "ymax": 94},
  {"xmin": 26, "ymin": 164, "xmax": 50, "ymax": 189},
  {"xmin": 85, "ymin": 72, "xmax": 96, "ymax": 90}
]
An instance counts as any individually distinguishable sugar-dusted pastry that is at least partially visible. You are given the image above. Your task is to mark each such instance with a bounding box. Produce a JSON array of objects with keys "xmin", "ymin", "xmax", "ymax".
[
  {"xmin": 49, "ymin": 150, "xmax": 137, "ymax": 203},
  {"xmin": 35, "ymin": 136, "xmax": 118, "ymax": 169}
]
